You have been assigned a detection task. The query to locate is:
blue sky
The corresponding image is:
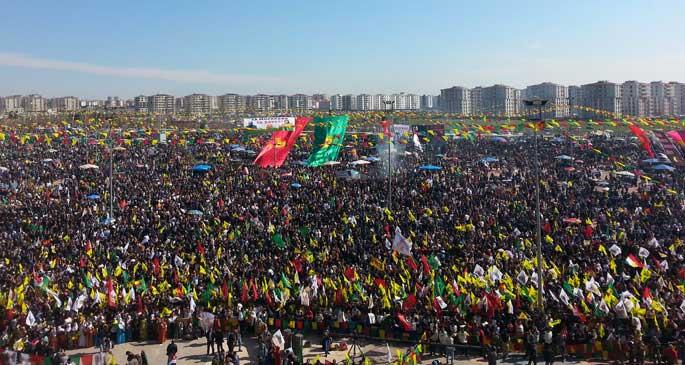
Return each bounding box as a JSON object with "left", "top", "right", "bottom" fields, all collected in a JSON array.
[{"left": 2, "top": 0, "right": 684, "bottom": 98}]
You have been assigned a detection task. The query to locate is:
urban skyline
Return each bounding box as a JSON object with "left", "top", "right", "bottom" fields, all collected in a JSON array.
[{"left": 3, "top": 78, "right": 685, "bottom": 119}]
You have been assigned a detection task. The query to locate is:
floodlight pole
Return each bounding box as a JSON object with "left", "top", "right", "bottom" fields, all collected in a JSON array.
[
  {"left": 524, "top": 98, "right": 548, "bottom": 312},
  {"left": 383, "top": 100, "right": 395, "bottom": 210}
]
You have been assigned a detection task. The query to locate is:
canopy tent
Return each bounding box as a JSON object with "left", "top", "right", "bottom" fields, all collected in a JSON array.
[{"left": 349, "top": 160, "right": 371, "bottom": 166}]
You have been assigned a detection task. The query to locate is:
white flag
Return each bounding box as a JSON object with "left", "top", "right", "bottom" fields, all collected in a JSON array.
[
  {"left": 473, "top": 264, "right": 485, "bottom": 277},
  {"left": 189, "top": 296, "right": 196, "bottom": 314},
  {"left": 392, "top": 228, "right": 413, "bottom": 256},
  {"left": 413, "top": 133, "right": 423, "bottom": 152},
  {"left": 435, "top": 296, "right": 448, "bottom": 309},
  {"left": 26, "top": 311, "right": 36, "bottom": 326},
  {"left": 517, "top": 270, "right": 528, "bottom": 285},
  {"left": 638, "top": 247, "right": 650, "bottom": 258},
  {"left": 559, "top": 288, "right": 570, "bottom": 306},
  {"left": 272, "top": 330, "right": 285, "bottom": 350},
  {"left": 608, "top": 244, "right": 621, "bottom": 257}
]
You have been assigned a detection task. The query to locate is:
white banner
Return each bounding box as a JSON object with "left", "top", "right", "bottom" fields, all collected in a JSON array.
[
  {"left": 243, "top": 117, "right": 295, "bottom": 129},
  {"left": 392, "top": 124, "right": 411, "bottom": 139}
]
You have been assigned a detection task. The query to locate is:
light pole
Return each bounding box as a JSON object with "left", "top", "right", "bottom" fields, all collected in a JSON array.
[
  {"left": 383, "top": 100, "right": 395, "bottom": 210},
  {"left": 523, "top": 98, "right": 548, "bottom": 312}
]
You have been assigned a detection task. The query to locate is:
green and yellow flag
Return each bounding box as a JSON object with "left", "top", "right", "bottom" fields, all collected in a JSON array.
[{"left": 307, "top": 115, "right": 349, "bottom": 167}]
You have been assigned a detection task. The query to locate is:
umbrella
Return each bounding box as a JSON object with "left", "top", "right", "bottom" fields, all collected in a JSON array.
[
  {"left": 290, "top": 183, "right": 302, "bottom": 189},
  {"left": 613, "top": 171, "right": 635, "bottom": 177},
  {"left": 364, "top": 156, "right": 381, "bottom": 162},
  {"left": 491, "top": 136, "right": 507, "bottom": 143},
  {"left": 293, "top": 160, "right": 308, "bottom": 166},
  {"left": 419, "top": 165, "right": 442, "bottom": 171},
  {"left": 48, "top": 149, "right": 58, "bottom": 153},
  {"left": 192, "top": 164, "right": 212, "bottom": 172},
  {"left": 231, "top": 146, "right": 246, "bottom": 152},
  {"left": 113, "top": 146, "right": 127, "bottom": 151},
  {"left": 551, "top": 137, "right": 565, "bottom": 143},
  {"left": 86, "top": 194, "right": 100, "bottom": 200},
  {"left": 554, "top": 155, "right": 574, "bottom": 161},
  {"left": 653, "top": 164, "right": 675, "bottom": 172},
  {"left": 244, "top": 150, "right": 256, "bottom": 155},
  {"left": 187, "top": 210, "right": 204, "bottom": 216},
  {"left": 480, "top": 157, "right": 499, "bottom": 163},
  {"left": 79, "top": 164, "right": 99, "bottom": 170},
  {"left": 564, "top": 166, "right": 575, "bottom": 172},
  {"left": 563, "top": 218, "right": 582, "bottom": 224},
  {"left": 42, "top": 158, "right": 54, "bottom": 163},
  {"left": 641, "top": 158, "right": 665, "bottom": 165},
  {"left": 349, "top": 160, "right": 371, "bottom": 165},
  {"left": 322, "top": 161, "right": 341, "bottom": 166}
]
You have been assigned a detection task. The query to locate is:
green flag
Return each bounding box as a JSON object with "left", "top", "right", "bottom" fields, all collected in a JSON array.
[
  {"left": 433, "top": 276, "right": 446, "bottom": 297},
  {"left": 280, "top": 273, "right": 292, "bottom": 289},
  {"left": 272, "top": 233, "right": 286, "bottom": 249},
  {"left": 307, "top": 115, "right": 349, "bottom": 167}
]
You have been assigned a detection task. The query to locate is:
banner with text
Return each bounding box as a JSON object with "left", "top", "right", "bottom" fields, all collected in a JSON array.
[{"left": 243, "top": 117, "right": 295, "bottom": 129}]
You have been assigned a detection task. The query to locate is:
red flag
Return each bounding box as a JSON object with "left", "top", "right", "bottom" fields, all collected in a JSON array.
[
  {"left": 403, "top": 293, "right": 417, "bottom": 311},
  {"left": 405, "top": 257, "right": 418, "bottom": 272},
  {"left": 629, "top": 124, "right": 654, "bottom": 157},
  {"left": 250, "top": 279, "right": 259, "bottom": 301},
  {"left": 420, "top": 255, "right": 431, "bottom": 276},
  {"left": 241, "top": 281, "right": 249, "bottom": 303},
  {"left": 380, "top": 120, "right": 393, "bottom": 139},
  {"left": 253, "top": 130, "right": 293, "bottom": 168},
  {"left": 397, "top": 313, "right": 414, "bottom": 331},
  {"left": 344, "top": 267, "right": 356, "bottom": 281},
  {"left": 221, "top": 281, "right": 229, "bottom": 299},
  {"left": 291, "top": 258, "right": 303, "bottom": 273},
  {"left": 196, "top": 241, "right": 205, "bottom": 255},
  {"left": 374, "top": 278, "right": 387, "bottom": 289},
  {"left": 254, "top": 117, "right": 310, "bottom": 168}
]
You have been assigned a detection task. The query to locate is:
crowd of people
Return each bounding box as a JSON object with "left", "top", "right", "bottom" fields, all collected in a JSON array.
[{"left": 0, "top": 120, "right": 684, "bottom": 365}]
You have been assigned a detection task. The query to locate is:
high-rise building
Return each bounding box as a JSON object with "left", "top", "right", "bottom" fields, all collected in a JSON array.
[
  {"left": 246, "top": 94, "right": 274, "bottom": 112},
  {"left": 218, "top": 94, "right": 246, "bottom": 113},
  {"left": 372, "top": 94, "right": 391, "bottom": 111},
  {"left": 568, "top": 86, "right": 582, "bottom": 116},
  {"left": 49, "top": 96, "right": 79, "bottom": 112},
  {"left": 480, "top": 85, "right": 520, "bottom": 116},
  {"left": 355, "top": 94, "right": 372, "bottom": 111},
  {"left": 147, "top": 94, "right": 175, "bottom": 114},
  {"left": 209, "top": 96, "right": 219, "bottom": 111},
  {"left": 420, "top": 95, "right": 440, "bottom": 110},
  {"left": 650, "top": 81, "right": 680, "bottom": 116},
  {"left": 440, "top": 87, "right": 471, "bottom": 114},
  {"left": 330, "top": 94, "right": 343, "bottom": 111},
  {"left": 524, "top": 82, "right": 569, "bottom": 118},
  {"left": 183, "top": 94, "right": 211, "bottom": 114},
  {"left": 342, "top": 94, "right": 356, "bottom": 111},
  {"left": 134, "top": 95, "right": 148, "bottom": 112},
  {"left": 288, "top": 94, "right": 312, "bottom": 110},
  {"left": 22, "top": 94, "right": 47, "bottom": 112},
  {"left": 106, "top": 96, "right": 125, "bottom": 109},
  {"left": 0, "top": 95, "right": 23, "bottom": 113},
  {"left": 620, "top": 81, "right": 651, "bottom": 117},
  {"left": 274, "top": 95, "right": 289, "bottom": 110},
  {"left": 470, "top": 87, "right": 483, "bottom": 115},
  {"left": 580, "top": 81, "right": 621, "bottom": 118}
]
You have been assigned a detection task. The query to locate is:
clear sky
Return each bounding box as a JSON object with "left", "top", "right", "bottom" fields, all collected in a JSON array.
[{"left": 2, "top": 0, "right": 684, "bottom": 98}]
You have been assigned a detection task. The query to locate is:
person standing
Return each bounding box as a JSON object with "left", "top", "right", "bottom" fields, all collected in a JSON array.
[
  {"left": 206, "top": 329, "right": 215, "bottom": 355},
  {"left": 526, "top": 327, "right": 539, "bottom": 365},
  {"left": 166, "top": 340, "right": 178, "bottom": 365},
  {"left": 214, "top": 329, "right": 225, "bottom": 354}
]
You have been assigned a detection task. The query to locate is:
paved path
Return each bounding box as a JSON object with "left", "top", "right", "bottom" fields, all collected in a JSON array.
[{"left": 66, "top": 335, "right": 596, "bottom": 365}]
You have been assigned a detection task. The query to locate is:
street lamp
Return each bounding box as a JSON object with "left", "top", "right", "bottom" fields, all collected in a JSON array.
[
  {"left": 523, "top": 98, "right": 548, "bottom": 312},
  {"left": 383, "top": 100, "right": 395, "bottom": 210}
]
